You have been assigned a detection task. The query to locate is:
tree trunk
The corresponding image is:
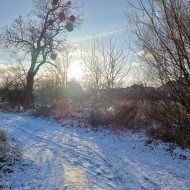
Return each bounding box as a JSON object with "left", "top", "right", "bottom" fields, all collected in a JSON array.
[{"left": 26, "top": 70, "right": 35, "bottom": 106}]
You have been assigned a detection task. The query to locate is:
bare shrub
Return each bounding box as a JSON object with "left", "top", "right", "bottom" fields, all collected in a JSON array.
[
  {"left": 0, "top": 131, "right": 21, "bottom": 173},
  {"left": 0, "top": 132, "right": 6, "bottom": 143},
  {"left": 32, "top": 106, "right": 52, "bottom": 117},
  {"left": 113, "top": 102, "right": 137, "bottom": 128},
  {"left": 0, "top": 63, "right": 27, "bottom": 111},
  {"left": 111, "top": 100, "right": 152, "bottom": 131},
  {"left": 146, "top": 99, "right": 190, "bottom": 147},
  {"left": 88, "top": 108, "right": 104, "bottom": 127}
]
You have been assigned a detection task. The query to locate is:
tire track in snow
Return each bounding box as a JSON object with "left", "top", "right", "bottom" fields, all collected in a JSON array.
[
  {"left": 1, "top": 113, "right": 190, "bottom": 190},
  {"left": 2, "top": 118, "right": 117, "bottom": 190}
]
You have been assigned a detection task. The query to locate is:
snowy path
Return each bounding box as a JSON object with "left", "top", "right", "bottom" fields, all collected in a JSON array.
[{"left": 0, "top": 112, "right": 190, "bottom": 190}]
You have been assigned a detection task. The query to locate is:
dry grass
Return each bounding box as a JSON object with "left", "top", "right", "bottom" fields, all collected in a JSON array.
[{"left": 0, "top": 131, "right": 21, "bottom": 171}]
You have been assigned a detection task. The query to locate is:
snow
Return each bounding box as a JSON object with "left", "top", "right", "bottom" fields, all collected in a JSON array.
[{"left": 0, "top": 112, "right": 190, "bottom": 190}]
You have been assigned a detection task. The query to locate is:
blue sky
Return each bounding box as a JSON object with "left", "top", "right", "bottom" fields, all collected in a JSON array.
[
  {"left": 0, "top": 0, "right": 128, "bottom": 63},
  {"left": 69, "top": 0, "right": 127, "bottom": 41},
  {"left": 0, "top": 0, "right": 32, "bottom": 26},
  {"left": 0, "top": 0, "right": 126, "bottom": 29}
]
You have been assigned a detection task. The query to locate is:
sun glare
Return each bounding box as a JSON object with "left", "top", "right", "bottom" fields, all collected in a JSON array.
[{"left": 68, "top": 60, "right": 84, "bottom": 80}]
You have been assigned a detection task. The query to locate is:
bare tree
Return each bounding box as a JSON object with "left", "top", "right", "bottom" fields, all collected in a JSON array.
[
  {"left": 98, "top": 37, "right": 130, "bottom": 89},
  {"left": 81, "top": 39, "right": 103, "bottom": 92},
  {"left": 50, "top": 44, "right": 74, "bottom": 88},
  {"left": 129, "top": 0, "right": 190, "bottom": 111},
  {"left": 81, "top": 36, "right": 130, "bottom": 91},
  {"left": 128, "top": 0, "right": 190, "bottom": 145},
  {"left": 0, "top": 0, "right": 79, "bottom": 105}
]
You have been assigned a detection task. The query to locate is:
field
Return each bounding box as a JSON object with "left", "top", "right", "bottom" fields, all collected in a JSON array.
[{"left": 0, "top": 112, "right": 190, "bottom": 190}]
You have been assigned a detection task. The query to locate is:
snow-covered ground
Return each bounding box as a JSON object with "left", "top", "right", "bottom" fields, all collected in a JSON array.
[{"left": 0, "top": 112, "right": 190, "bottom": 190}]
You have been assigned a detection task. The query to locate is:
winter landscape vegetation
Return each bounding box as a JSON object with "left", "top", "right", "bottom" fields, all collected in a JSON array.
[{"left": 0, "top": 0, "right": 190, "bottom": 189}]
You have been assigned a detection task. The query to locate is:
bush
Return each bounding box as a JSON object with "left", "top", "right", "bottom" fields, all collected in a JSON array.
[
  {"left": 113, "top": 102, "right": 137, "bottom": 128},
  {"left": 32, "top": 106, "right": 52, "bottom": 117},
  {"left": 146, "top": 100, "right": 190, "bottom": 147},
  {"left": 0, "top": 131, "right": 21, "bottom": 173},
  {"left": 0, "top": 132, "right": 6, "bottom": 142},
  {"left": 88, "top": 108, "right": 106, "bottom": 127},
  {"left": 110, "top": 100, "right": 152, "bottom": 131},
  {"left": 0, "top": 87, "right": 27, "bottom": 112}
]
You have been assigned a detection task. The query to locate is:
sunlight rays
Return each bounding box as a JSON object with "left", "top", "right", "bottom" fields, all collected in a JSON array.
[{"left": 68, "top": 60, "right": 84, "bottom": 80}]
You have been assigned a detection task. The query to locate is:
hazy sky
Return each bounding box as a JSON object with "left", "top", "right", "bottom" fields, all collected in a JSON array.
[{"left": 0, "top": 0, "right": 128, "bottom": 63}]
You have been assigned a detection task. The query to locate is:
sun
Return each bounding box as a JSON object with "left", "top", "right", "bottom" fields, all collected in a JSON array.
[{"left": 68, "top": 60, "right": 84, "bottom": 80}]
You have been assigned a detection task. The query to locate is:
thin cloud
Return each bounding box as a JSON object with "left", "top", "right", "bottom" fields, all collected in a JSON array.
[{"left": 71, "top": 24, "right": 126, "bottom": 43}]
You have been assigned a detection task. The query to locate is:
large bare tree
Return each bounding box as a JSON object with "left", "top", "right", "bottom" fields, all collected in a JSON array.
[
  {"left": 128, "top": 0, "right": 190, "bottom": 145},
  {"left": 129, "top": 0, "right": 190, "bottom": 111},
  {"left": 0, "top": 0, "right": 79, "bottom": 105}
]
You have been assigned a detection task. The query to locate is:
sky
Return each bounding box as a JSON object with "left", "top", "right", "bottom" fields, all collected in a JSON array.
[
  {"left": 0, "top": 0, "right": 127, "bottom": 30},
  {"left": 0, "top": 0, "right": 138, "bottom": 82},
  {"left": 69, "top": 0, "right": 128, "bottom": 42},
  {"left": 0, "top": 0, "right": 128, "bottom": 61}
]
